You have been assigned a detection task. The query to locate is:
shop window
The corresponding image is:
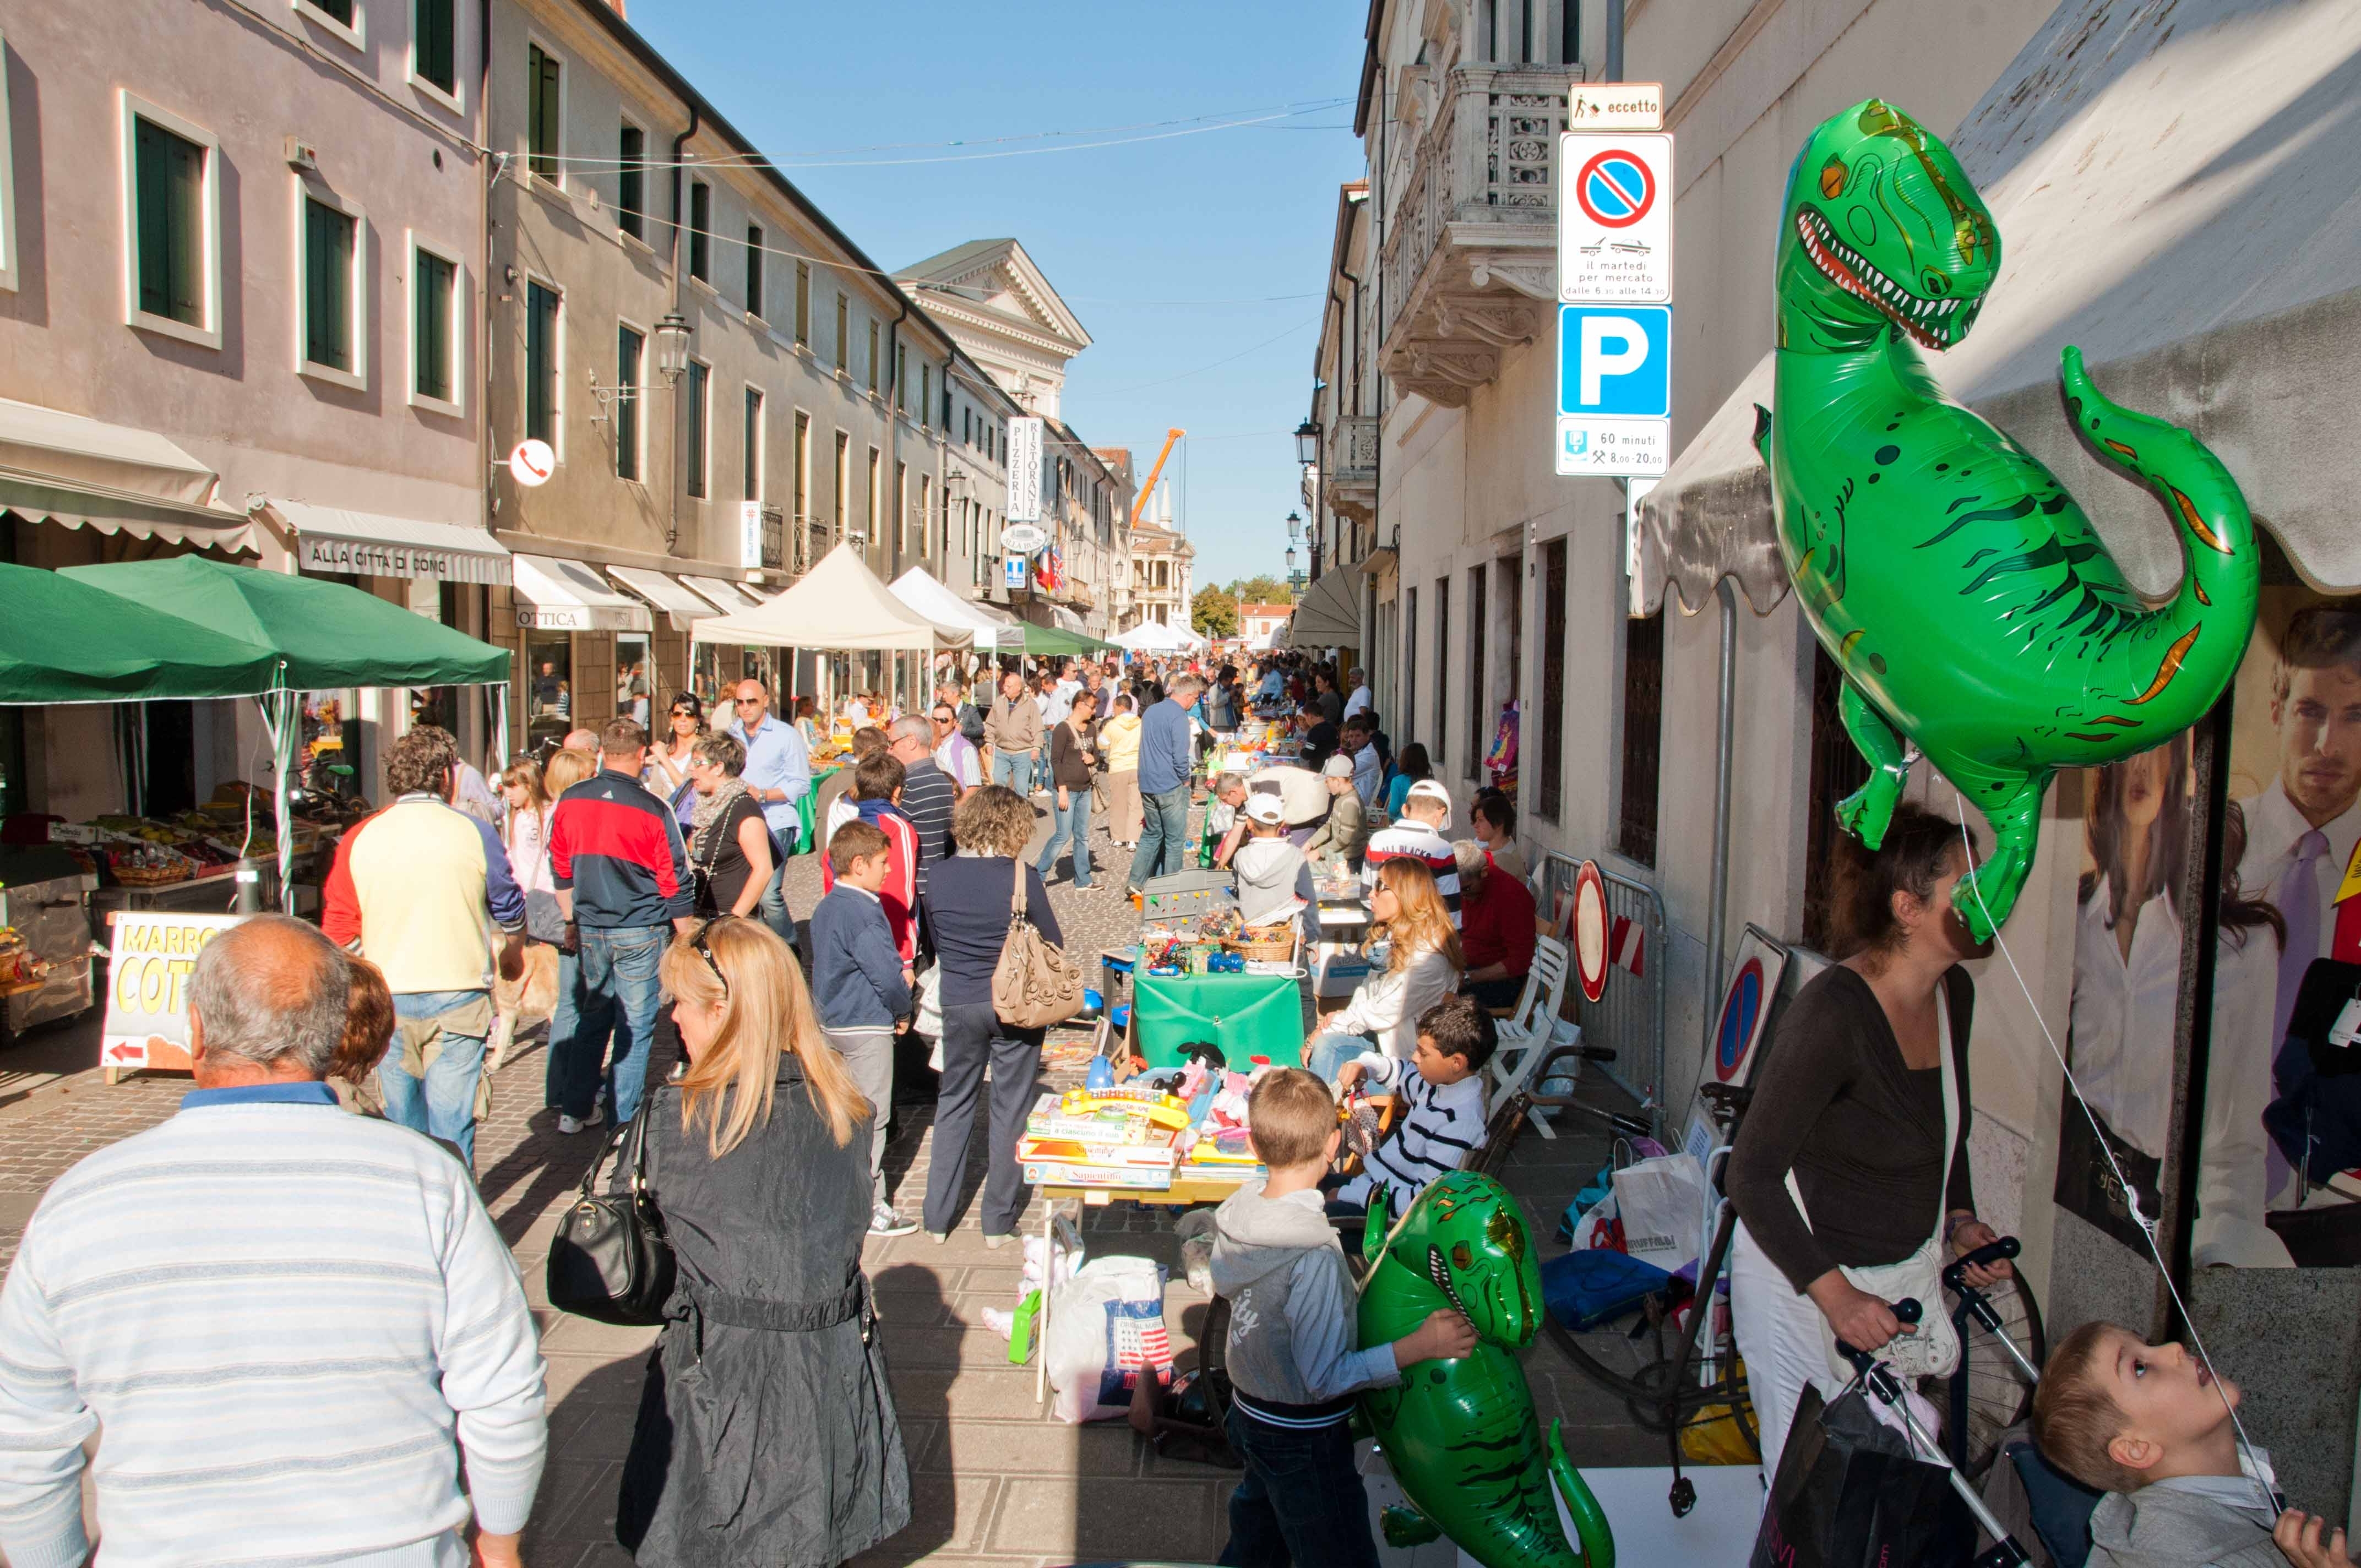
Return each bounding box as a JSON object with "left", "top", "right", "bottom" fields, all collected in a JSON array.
[
  {"left": 688, "top": 181, "right": 710, "bottom": 282},
  {"left": 614, "top": 324, "right": 643, "bottom": 480},
  {"left": 1466, "top": 564, "right": 1488, "bottom": 779},
  {"left": 1539, "top": 538, "right": 1566, "bottom": 820},
  {"left": 301, "top": 193, "right": 361, "bottom": 381},
  {"left": 617, "top": 123, "right": 645, "bottom": 241},
  {"left": 744, "top": 225, "right": 763, "bottom": 319},
  {"left": 409, "top": 239, "right": 459, "bottom": 412},
  {"left": 1802, "top": 644, "right": 1873, "bottom": 952},
  {"left": 525, "top": 44, "right": 562, "bottom": 182},
  {"left": 614, "top": 635, "right": 652, "bottom": 728},
  {"left": 412, "top": 0, "right": 458, "bottom": 99},
  {"left": 524, "top": 280, "right": 559, "bottom": 448},
  {"left": 1617, "top": 612, "right": 1664, "bottom": 866},
  {"left": 685, "top": 360, "right": 709, "bottom": 498},
  {"left": 525, "top": 635, "right": 573, "bottom": 749}
]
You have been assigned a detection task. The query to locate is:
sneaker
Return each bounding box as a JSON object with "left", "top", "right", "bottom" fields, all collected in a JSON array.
[
  {"left": 927, "top": 1231, "right": 951, "bottom": 1246},
  {"left": 556, "top": 1114, "right": 585, "bottom": 1135},
  {"left": 585, "top": 1104, "right": 607, "bottom": 1129},
  {"left": 983, "top": 1232, "right": 1015, "bottom": 1250},
  {"left": 870, "top": 1204, "right": 919, "bottom": 1238}
]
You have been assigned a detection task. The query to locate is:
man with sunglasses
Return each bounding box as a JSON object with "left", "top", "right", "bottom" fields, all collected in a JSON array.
[
  {"left": 723, "top": 678, "right": 809, "bottom": 946},
  {"left": 931, "top": 703, "right": 980, "bottom": 795}
]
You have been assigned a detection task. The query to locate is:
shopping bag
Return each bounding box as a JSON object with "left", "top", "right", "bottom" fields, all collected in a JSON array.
[
  {"left": 1046, "top": 1255, "right": 1173, "bottom": 1424},
  {"left": 1751, "top": 1385, "right": 1970, "bottom": 1568},
  {"left": 1612, "top": 1152, "right": 1706, "bottom": 1276}
]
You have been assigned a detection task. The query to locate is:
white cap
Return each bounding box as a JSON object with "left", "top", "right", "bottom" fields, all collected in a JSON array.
[
  {"left": 1405, "top": 778, "right": 1452, "bottom": 829},
  {"left": 1321, "top": 754, "right": 1356, "bottom": 779},
  {"left": 1244, "top": 794, "right": 1286, "bottom": 826}
]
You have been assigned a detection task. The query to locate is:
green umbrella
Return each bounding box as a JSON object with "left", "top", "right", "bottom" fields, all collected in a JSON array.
[
  {"left": 0, "top": 561, "right": 282, "bottom": 704},
  {"left": 61, "top": 556, "right": 512, "bottom": 689}
]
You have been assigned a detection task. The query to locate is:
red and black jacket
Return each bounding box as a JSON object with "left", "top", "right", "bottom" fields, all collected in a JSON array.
[{"left": 548, "top": 770, "right": 694, "bottom": 929}]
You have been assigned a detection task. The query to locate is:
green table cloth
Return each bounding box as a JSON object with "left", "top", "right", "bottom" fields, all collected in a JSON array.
[
  {"left": 793, "top": 764, "right": 842, "bottom": 855},
  {"left": 1129, "top": 971, "right": 1305, "bottom": 1070}
]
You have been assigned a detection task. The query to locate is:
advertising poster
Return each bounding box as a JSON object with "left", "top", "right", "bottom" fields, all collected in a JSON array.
[{"left": 100, "top": 912, "right": 246, "bottom": 1074}]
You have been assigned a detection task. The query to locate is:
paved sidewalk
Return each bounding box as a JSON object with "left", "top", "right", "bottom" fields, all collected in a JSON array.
[{"left": 0, "top": 797, "right": 1667, "bottom": 1567}]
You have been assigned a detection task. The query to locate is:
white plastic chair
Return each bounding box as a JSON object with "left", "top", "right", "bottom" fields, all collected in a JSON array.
[{"left": 1486, "top": 935, "right": 1571, "bottom": 1134}]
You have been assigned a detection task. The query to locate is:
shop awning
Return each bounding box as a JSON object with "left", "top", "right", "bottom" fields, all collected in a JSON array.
[
  {"left": 0, "top": 396, "right": 259, "bottom": 552},
  {"left": 692, "top": 543, "right": 969, "bottom": 651},
  {"left": 62, "top": 557, "right": 513, "bottom": 689},
  {"left": 512, "top": 554, "right": 652, "bottom": 633},
  {"left": 1286, "top": 569, "right": 1361, "bottom": 648},
  {"left": 0, "top": 561, "right": 281, "bottom": 704},
  {"left": 608, "top": 565, "right": 721, "bottom": 632},
  {"left": 1634, "top": 0, "right": 2361, "bottom": 613},
  {"left": 680, "top": 575, "right": 767, "bottom": 613},
  {"left": 265, "top": 499, "right": 512, "bottom": 585}
]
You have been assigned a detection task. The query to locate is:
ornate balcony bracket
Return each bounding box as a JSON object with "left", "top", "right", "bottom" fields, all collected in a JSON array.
[{"left": 1328, "top": 416, "right": 1379, "bottom": 523}]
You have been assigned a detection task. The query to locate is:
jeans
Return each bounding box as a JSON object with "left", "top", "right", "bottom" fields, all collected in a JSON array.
[
  {"left": 1129, "top": 784, "right": 1191, "bottom": 889},
  {"left": 825, "top": 1026, "right": 896, "bottom": 1204},
  {"left": 992, "top": 749, "right": 1035, "bottom": 795},
  {"left": 379, "top": 990, "right": 492, "bottom": 1166},
  {"left": 754, "top": 859, "right": 797, "bottom": 950},
  {"left": 548, "top": 924, "right": 668, "bottom": 1125},
  {"left": 923, "top": 1001, "right": 1045, "bottom": 1236},
  {"left": 1218, "top": 1406, "right": 1381, "bottom": 1568},
  {"left": 1305, "top": 1031, "right": 1377, "bottom": 1085},
  {"left": 1037, "top": 788, "right": 1094, "bottom": 889}
]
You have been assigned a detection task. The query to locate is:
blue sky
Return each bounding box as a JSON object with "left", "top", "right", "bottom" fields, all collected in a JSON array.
[{"left": 629, "top": 1, "right": 1369, "bottom": 591}]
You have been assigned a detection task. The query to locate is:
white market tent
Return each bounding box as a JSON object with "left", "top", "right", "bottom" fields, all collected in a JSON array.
[
  {"left": 693, "top": 543, "right": 971, "bottom": 651},
  {"left": 1113, "top": 619, "right": 1196, "bottom": 654},
  {"left": 889, "top": 566, "right": 1018, "bottom": 651}
]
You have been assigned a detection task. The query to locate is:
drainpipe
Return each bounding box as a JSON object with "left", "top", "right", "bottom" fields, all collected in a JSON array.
[
  {"left": 1703, "top": 576, "right": 1737, "bottom": 1041},
  {"left": 663, "top": 106, "right": 699, "bottom": 556}
]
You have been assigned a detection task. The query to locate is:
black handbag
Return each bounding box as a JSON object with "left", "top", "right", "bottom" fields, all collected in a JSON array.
[
  {"left": 1752, "top": 1384, "right": 1970, "bottom": 1568},
  {"left": 547, "top": 1112, "right": 676, "bottom": 1326}
]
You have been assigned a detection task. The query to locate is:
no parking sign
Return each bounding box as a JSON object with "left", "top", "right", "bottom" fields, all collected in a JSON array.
[{"left": 1559, "top": 132, "right": 1673, "bottom": 304}]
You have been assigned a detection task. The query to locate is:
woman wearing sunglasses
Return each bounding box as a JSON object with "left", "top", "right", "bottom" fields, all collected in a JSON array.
[
  {"left": 644, "top": 693, "right": 705, "bottom": 827},
  {"left": 615, "top": 917, "right": 910, "bottom": 1564}
]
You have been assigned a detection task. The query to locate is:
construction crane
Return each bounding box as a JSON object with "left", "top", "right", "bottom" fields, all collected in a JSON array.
[{"left": 1131, "top": 428, "right": 1185, "bottom": 527}]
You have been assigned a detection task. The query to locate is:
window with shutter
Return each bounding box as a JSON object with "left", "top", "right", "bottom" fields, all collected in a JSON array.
[
  {"left": 524, "top": 281, "right": 559, "bottom": 445},
  {"left": 413, "top": 0, "right": 458, "bottom": 94},
  {"left": 686, "top": 361, "right": 710, "bottom": 497},
  {"left": 133, "top": 117, "right": 206, "bottom": 326},
  {"left": 526, "top": 46, "right": 561, "bottom": 180},
  {"left": 688, "top": 183, "right": 710, "bottom": 281},
  {"left": 745, "top": 225, "right": 763, "bottom": 317},
  {"left": 413, "top": 248, "right": 455, "bottom": 404},
  {"left": 617, "top": 124, "right": 645, "bottom": 239},
  {"left": 302, "top": 197, "right": 356, "bottom": 373},
  {"left": 615, "top": 326, "right": 643, "bottom": 480}
]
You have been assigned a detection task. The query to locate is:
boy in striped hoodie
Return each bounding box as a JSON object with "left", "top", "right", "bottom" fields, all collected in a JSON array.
[{"left": 1328, "top": 995, "right": 1496, "bottom": 1212}]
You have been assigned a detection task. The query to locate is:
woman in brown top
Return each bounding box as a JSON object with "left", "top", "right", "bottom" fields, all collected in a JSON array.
[
  {"left": 1035, "top": 689, "right": 1100, "bottom": 890},
  {"left": 1724, "top": 803, "right": 2015, "bottom": 1471}
]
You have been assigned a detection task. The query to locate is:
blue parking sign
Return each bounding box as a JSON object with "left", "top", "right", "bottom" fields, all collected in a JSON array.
[{"left": 1558, "top": 306, "right": 1671, "bottom": 417}]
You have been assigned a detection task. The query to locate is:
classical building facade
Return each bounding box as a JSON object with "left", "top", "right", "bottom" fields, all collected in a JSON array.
[
  {"left": 0, "top": 0, "right": 498, "bottom": 814},
  {"left": 1129, "top": 493, "right": 1194, "bottom": 635}
]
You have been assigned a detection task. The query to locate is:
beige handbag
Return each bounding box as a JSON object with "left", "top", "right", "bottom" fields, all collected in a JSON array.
[{"left": 991, "top": 861, "right": 1086, "bottom": 1030}]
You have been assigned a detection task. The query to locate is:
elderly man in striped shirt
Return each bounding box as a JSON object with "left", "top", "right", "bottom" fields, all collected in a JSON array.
[{"left": 0, "top": 916, "right": 546, "bottom": 1567}]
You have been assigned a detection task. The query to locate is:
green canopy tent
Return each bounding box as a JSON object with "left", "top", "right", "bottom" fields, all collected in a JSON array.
[
  {"left": 0, "top": 562, "right": 284, "bottom": 704},
  {"left": 1012, "top": 623, "right": 1117, "bottom": 657},
  {"left": 60, "top": 557, "right": 514, "bottom": 910}
]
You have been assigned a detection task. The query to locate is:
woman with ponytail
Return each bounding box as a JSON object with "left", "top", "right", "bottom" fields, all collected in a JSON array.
[{"left": 614, "top": 916, "right": 910, "bottom": 1565}]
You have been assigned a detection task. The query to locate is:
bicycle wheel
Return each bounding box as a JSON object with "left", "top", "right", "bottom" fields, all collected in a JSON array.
[{"left": 1950, "top": 1276, "right": 2046, "bottom": 1479}]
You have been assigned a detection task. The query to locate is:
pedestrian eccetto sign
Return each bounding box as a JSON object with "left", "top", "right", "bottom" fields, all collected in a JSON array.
[{"left": 1558, "top": 132, "right": 1672, "bottom": 304}]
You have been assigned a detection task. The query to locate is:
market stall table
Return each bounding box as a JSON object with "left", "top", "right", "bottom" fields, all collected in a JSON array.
[{"left": 1128, "top": 969, "right": 1305, "bottom": 1070}]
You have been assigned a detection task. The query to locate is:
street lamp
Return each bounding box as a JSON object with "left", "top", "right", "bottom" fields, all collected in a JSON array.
[
  {"left": 1294, "top": 418, "right": 1321, "bottom": 466},
  {"left": 1286, "top": 510, "right": 1302, "bottom": 541},
  {"left": 652, "top": 310, "right": 693, "bottom": 382}
]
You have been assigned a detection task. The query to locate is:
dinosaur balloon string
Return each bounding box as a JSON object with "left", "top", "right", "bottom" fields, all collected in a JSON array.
[{"left": 1952, "top": 797, "right": 2273, "bottom": 1508}]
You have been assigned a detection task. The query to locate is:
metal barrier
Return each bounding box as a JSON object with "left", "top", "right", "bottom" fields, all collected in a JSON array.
[{"left": 1533, "top": 850, "right": 1667, "bottom": 1141}]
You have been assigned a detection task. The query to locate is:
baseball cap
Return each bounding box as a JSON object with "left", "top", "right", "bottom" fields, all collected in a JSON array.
[
  {"left": 1321, "top": 754, "right": 1355, "bottom": 779},
  {"left": 1406, "top": 778, "right": 1452, "bottom": 828},
  {"left": 1244, "top": 794, "right": 1286, "bottom": 826}
]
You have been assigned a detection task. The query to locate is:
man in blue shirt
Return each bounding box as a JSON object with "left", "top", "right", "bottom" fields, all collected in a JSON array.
[
  {"left": 1127, "top": 673, "right": 1203, "bottom": 894},
  {"left": 725, "top": 678, "right": 809, "bottom": 945}
]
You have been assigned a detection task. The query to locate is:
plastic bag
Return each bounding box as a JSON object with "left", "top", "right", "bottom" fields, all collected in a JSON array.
[
  {"left": 1046, "top": 1255, "right": 1172, "bottom": 1424},
  {"left": 1613, "top": 1152, "right": 1706, "bottom": 1277},
  {"left": 1567, "top": 1193, "right": 1623, "bottom": 1253}
]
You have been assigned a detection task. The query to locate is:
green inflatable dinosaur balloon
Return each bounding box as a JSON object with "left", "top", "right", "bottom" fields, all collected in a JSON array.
[
  {"left": 1357, "top": 1171, "right": 1614, "bottom": 1568},
  {"left": 1763, "top": 99, "right": 2258, "bottom": 939}
]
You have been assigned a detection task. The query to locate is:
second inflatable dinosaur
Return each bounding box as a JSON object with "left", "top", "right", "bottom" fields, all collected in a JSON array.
[{"left": 1761, "top": 99, "right": 2258, "bottom": 939}]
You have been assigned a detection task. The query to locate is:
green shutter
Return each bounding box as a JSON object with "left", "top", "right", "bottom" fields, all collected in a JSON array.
[
  {"left": 304, "top": 199, "right": 353, "bottom": 372},
  {"left": 686, "top": 362, "right": 709, "bottom": 497},
  {"left": 616, "top": 327, "right": 643, "bottom": 480},
  {"left": 689, "top": 184, "right": 709, "bottom": 281},
  {"left": 414, "top": 251, "right": 454, "bottom": 401},
  {"left": 527, "top": 46, "right": 560, "bottom": 178},
  {"left": 525, "top": 282, "right": 558, "bottom": 444},
  {"left": 743, "top": 388, "right": 761, "bottom": 499},
  {"left": 618, "top": 125, "right": 644, "bottom": 238},
  {"left": 746, "top": 227, "right": 763, "bottom": 318},
  {"left": 415, "top": 0, "right": 456, "bottom": 92},
  {"left": 134, "top": 118, "right": 205, "bottom": 327}
]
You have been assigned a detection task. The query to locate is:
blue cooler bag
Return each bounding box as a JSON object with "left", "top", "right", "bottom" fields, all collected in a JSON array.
[{"left": 1542, "top": 1249, "right": 1674, "bottom": 1332}]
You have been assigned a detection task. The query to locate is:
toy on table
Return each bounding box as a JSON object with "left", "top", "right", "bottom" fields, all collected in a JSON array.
[
  {"left": 1357, "top": 1171, "right": 1614, "bottom": 1568},
  {"left": 1059, "top": 1085, "right": 1191, "bottom": 1130}
]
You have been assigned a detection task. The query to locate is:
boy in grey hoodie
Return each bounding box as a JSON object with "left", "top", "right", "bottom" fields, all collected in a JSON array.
[
  {"left": 1209, "top": 1068, "right": 1475, "bottom": 1568},
  {"left": 2032, "top": 1321, "right": 2349, "bottom": 1568}
]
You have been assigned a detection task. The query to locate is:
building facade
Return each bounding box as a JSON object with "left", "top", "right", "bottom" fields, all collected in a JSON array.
[
  {"left": 0, "top": 0, "right": 498, "bottom": 815},
  {"left": 1129, "top": 493, "right": 1194, "bottom": 635}
]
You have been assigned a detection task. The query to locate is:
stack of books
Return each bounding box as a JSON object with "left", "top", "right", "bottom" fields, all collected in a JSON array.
[{"left": 1018, "top": 1093, "right": 1182, "bottom": 1190}]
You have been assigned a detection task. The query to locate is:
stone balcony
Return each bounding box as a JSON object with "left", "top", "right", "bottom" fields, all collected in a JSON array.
[
  {"left": 1326, "top": 416, "right": 1378, "bottom": 521},
  {"left": 1379, "top": 65, "right": 1575, "bottom": 407}
]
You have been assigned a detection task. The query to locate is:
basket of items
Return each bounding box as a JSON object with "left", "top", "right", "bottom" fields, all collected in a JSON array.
[{"left": 1226, "top": 927, "right": 1298, "bottom": 963}]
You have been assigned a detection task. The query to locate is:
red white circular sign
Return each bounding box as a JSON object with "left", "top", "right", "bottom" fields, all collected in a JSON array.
[
  {"left": 1575, "top": 149, "right": 1657, "bottom": 230},
  {"left": 508, "top": 438, "right": 556, "bottom": 487},
  {"left": 1573, "top": 859, "right": 1611, "bottom": 1003}
]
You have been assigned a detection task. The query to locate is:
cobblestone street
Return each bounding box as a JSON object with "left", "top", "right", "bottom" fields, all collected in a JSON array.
[{"left": 0, "top": 799, "right": 1659, "bottom": 1567}]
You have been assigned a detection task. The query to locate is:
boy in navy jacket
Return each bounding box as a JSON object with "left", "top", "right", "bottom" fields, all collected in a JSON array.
[{"left": 810, "top": 818, "right": 917, "bottom": 1237}]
